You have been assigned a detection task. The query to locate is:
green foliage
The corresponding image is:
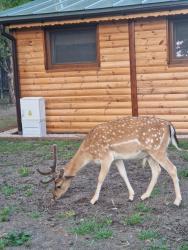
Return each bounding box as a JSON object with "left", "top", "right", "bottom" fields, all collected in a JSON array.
[
  {"left": 138, "top": 230, "right": 160, "bottom": 240},
  {"left": 146, "top": 239, "right": 169, "bottom": 250},
  {"left": 151, "top": 187, "right": 161, "bottom": 198},
  {"left": 20, "top": 184, "right": 33, "bottom": 197},
  {"left": 124, "top": 213, "right": 143, "bottom": 226},
  {"left": 29, "top": 211, "right": 41, "bottom": 219},
  {"left": 136, "top": 202, "right": 152, "bottom": 213},
  {"left": 57, "top": 210, "right": 76, "bottom": 219},
  {"left": 0, "top": 0, "right": 32, "bottom": 10},
  {"left": 0, "top": 231, "right": 31, "bottom": 249},
  {"left": 1, "top": 185, "right": 16, "bottom": 196},
  {"left": 179, "top": 242, "right": 188, "bottom": 250},
  {"left": 178, "top": 169, "right": 188, "bottom": 178},
  {"left": 0, "top": 207, "right": 12, "bottom": 222},
  {"left": 18, "top": 167, "right": 30, "bottom": 177},
  {"left": 71, "top": 217, "right": 113, "bottom": 240}
]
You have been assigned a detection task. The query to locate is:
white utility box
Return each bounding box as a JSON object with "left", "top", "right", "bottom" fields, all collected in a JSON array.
[{"left": 20, "top": 97, "right": 46, "bottom": 137}]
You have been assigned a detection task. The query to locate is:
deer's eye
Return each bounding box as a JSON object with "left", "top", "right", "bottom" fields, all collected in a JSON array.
[{"left": 56, "top": 186, "right": 61, "bottom": 189}]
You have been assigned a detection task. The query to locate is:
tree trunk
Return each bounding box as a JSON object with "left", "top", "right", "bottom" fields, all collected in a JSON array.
[{"left": 8, "top": 48, "right": 16, "bottom": 104}]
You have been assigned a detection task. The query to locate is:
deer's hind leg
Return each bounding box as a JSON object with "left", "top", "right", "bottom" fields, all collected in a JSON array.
[
  {"left": 141, "top": 157, "right": 161, "bottom": 201},
  {"left": 115, "top": 160, "right": 135, "bottom": 201},
  {"left": 151, "top": 153, "right": 182, "bottom": 206}
]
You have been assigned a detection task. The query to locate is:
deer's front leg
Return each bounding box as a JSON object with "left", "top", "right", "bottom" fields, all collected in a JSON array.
[
  {"left": 90, "top": 155, "right": 113, "bottom": 205},
  {"left": 115, "top": 160, "right": 135, "bottom": 201}
]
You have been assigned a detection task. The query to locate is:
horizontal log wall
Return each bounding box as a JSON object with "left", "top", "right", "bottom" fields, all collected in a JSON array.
[
  {"left": 15, "top": 23, "right": 131, "bottom": 133},
  {"left": 135, "top": 18, "right": 188, "bottom": 134}
]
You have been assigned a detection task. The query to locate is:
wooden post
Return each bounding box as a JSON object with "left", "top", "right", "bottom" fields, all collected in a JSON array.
[{"left": 128, "top": 20, "right": 138, "bottom": 117}]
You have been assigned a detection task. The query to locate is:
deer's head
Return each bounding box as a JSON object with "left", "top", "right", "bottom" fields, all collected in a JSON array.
[{"left": 37, "top": 144, "right": 73, "bottom": 200}]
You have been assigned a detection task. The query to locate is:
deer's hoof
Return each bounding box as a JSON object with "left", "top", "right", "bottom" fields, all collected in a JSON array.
[
  {"left": 90, "top": 198, "right": 97, "bottom": 205},
  {"left": 129, "top": 194, "right": 134, "bottom": 201},
  {"left": 141, "top": 193, "right": 149, "bottom": 201},
  {"left": 174, "top": 198, "right": 182, "bottom": 206}
]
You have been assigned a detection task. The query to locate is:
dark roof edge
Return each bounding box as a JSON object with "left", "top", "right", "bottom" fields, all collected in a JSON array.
[{"left": 1, "top": 0, "right": 188, "bottom": 25}]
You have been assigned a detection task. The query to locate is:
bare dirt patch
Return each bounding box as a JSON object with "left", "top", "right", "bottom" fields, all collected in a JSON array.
[{"left": 0, "top": 140, "right": 188, "bottom": 250}]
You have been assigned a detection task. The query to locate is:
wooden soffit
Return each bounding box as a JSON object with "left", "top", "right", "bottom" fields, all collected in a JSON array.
[{"left": 8, "top": 8, "right": 188, "bottom": 29}]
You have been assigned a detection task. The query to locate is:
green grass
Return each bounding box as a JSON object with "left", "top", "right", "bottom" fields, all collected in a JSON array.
[
  {"left": 138, "top": 230, "right": 160, "bottom": 241},
  {"left": 0, "top": 140, "right": 81, "bottom": 161},
  {"left": 146, "top": 239, "right": 169, "bottom": 250},
  {"left": 124, "top": 213, "right": 144, "bottom": 226},
  {"left": 150, "top": 187, "right": 161, "bottom": 198},
  {"left": 71, "top": 217, "right": 113, "bottom": 240},
  {"left": 178, "top": 169, "right": 188, "bottom": 178},
  {"left": 0, "top": 207, "right": 12, "bottom": 222},
  {"left": 18, "top": 167, "right": 30, "bottom": 177},
  {"left": 136, "top": 202, "right": 152, "bottom": 213},
  {"left": 1, "top": 185, "right": 16, "bottom": 197},
  {"left": 19, "top": 184, "right": 33, "bottom": 197},
  {"left": 179, "top": 242, "right": 188, "bottom": 250},
  {"left": 0, "top": 231, "right": 31, "bottom": 249},
  {"left": 29, "top": 211, "right": 41, "bottom": 219},
  {"left": 57, "top": 210, "right": 76, "bottom": 219}
]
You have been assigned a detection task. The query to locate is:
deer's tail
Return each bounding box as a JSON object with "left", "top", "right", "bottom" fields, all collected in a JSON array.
[{"left": 169, "top": 125, "right": 188, "bottom": 152}]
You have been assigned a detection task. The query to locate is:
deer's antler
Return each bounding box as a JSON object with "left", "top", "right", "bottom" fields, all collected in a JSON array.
[{"left": 37, "top": 144, "right": 57, "bottom": 183}]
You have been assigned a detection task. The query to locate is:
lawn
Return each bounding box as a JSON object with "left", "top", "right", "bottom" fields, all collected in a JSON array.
[{"left": 0, "top": 139, "right": 188, "bottom": 249}]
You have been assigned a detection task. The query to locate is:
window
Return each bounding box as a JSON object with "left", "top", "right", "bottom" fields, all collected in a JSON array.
[
  {"left": 169, "top": 18, "right": 188, "bottom": 65},
  {"left": 45, "top": 25, "right": 99, "bottom": 70}
]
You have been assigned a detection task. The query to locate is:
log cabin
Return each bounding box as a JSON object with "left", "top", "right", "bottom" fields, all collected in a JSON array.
[{"left": 0, "top": 0, "right": 188, "bottom": 135}]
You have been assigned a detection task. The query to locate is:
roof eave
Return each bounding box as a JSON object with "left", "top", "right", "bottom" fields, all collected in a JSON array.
[{"left": 1, "top": 1, "right": 188, "bottom": 25}]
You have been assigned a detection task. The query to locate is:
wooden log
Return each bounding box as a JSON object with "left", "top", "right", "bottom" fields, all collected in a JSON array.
[
  {"left": 100, "top": 33, "right": 129, "bottom": 41},
  {"left": 100, "top": 47, "right": 129, "bottom": 55},
  {"left": 21, "top": 82, "right": 131, "bottom": 91},
  {"left": 139, "top": 108, "right": 188, "bottom": 115},
  {"left": 138, "top": 94, "right": 188, "bottom": 101},
  {"left": 47, "top": 127, "right": 89, "bottom": 133},
  {"left": 20, "top": 74, "right": 130, "bottom": 83},
  {"left": 99, "top": 24, "right": 128, "bottom": 34},
  {"left": 21, "top": 88, "right": 131, "bottom": 97},
  {"left": 46, "top": 101, "right": 131, "bottom": 109},
  {"left": 45, "top": 95, "right": 132, "bottom": 103},
  {"left": 138, "top": 87, "right": 188, "bottom": 94},
  {"left": 137, "top": 66, "right": 188, "bottom": 74},
  {"left": 46, "top": 115, "right": 124, "bottom": 122},
  {"left": 138, "top": 101, "right": 188, "bottom": 108},
  {"left": 101, "top": 61, "right": 130, "bottom": 68},
  {"left": 101, "top": 54, "right": 129, "bottom": 62},
  {"left": 136, "top": 52, "right": 166, "bottom": 60},
  {"left": 135, "top": 30, "right": 166, "bottom": 39},
  {"left": 135, "top": 38, "right": 166, "bottom": 46},
  {"left": 99, "top": 40, "right": 129, "bottom": 48},
  {"left": 46, "top": 108, "right": 132, "bottom": 116},
  {"left": 137, "top": 79, "right": 188, "bottom": 88},
  {"left": 137, "top": 72, "right": 188, "bottom": 81}
]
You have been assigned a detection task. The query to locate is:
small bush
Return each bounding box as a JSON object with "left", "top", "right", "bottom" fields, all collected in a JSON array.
[
  {"left": 1, "top": 185, "right": 15, "bottom": 196},
  {"left": 136, "top": 202, "right": 152, "bottom": 213},
  {"left": 124, "top": 213, "right": 143, "bottom": 226},
  {"left": 57, "top": 210, "right": 76, "bottom": 219},
  {"left": 178, "top": 169, "right": 188, "bottom": 178},
  {"left": 138, "top": 230, "right": 160, "bottom": 240},
  {"left": 0, "top": 207, "right": 12, "bottom": 222},
  {"left": 0, "top": 231, "right": 31, "bottom": 249},
  {"left": 71, "top": 217, "right": 113, "bottom": 240},
  {"left": 18, "top": 167, "right": 30, "bottom": 177},
  {"left": 179, "top": 242, "right": 188, "bottom": 250}
]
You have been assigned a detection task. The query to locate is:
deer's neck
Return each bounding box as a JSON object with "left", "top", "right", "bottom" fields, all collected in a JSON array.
[{"left": 64, "top": 147, "right": 91, "bottom": 177}]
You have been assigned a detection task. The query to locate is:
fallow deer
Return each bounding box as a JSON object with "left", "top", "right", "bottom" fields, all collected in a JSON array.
[{"left": 38, "top": 116, "right": 185, "bottom": 206}]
